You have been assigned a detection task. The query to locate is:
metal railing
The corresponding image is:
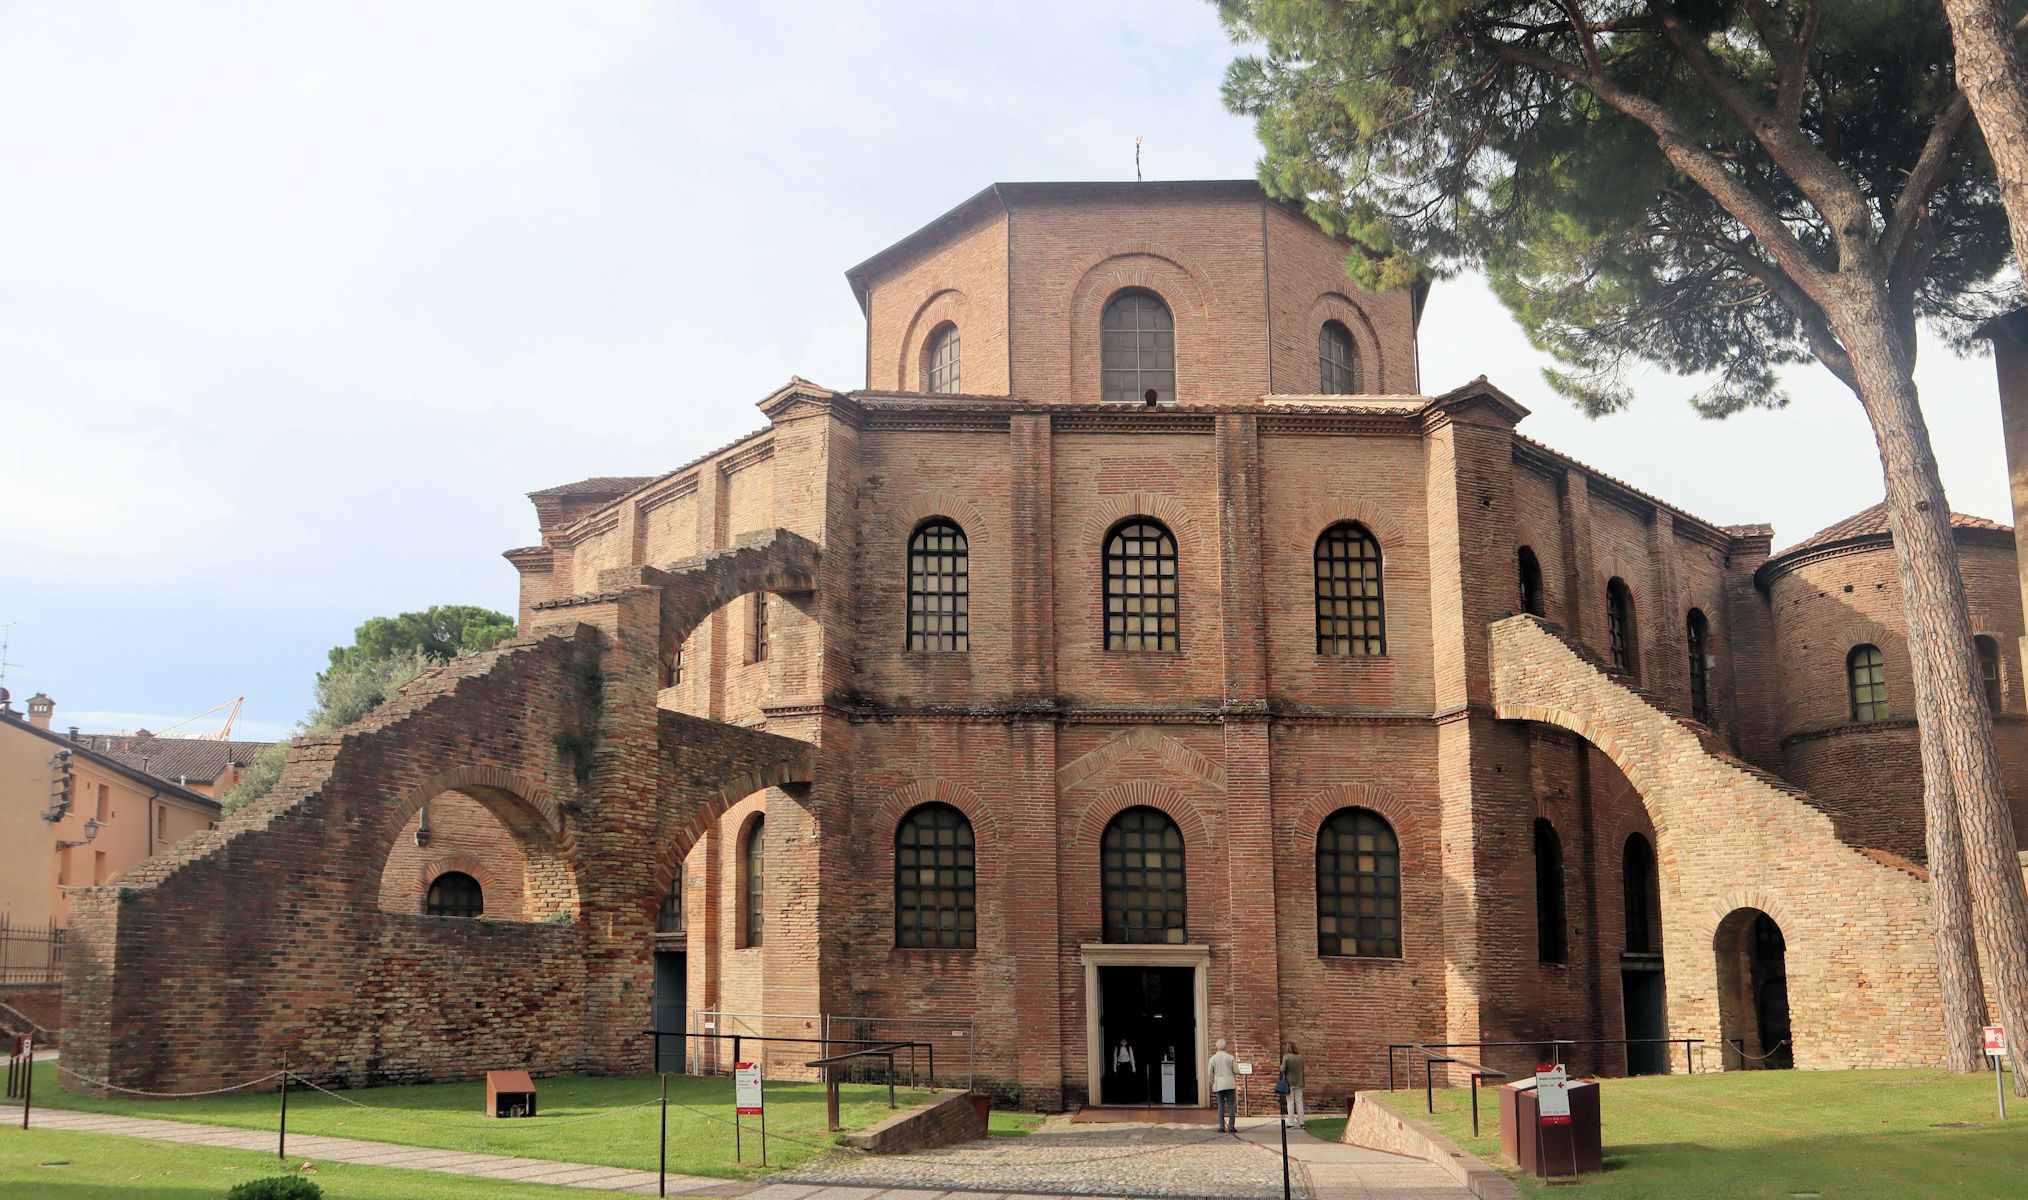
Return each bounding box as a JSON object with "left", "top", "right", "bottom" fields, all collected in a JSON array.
[
  {"left": 0, "top": 916, "right": 62, "bottom": 985},
  {"left": 824, "top": 1012, "right": 975, "bottom": 1093},
  {"left": 687, "top": 1010, "right": 824, "bottom": 1079},
  {"left": 1403, "top": 1045, "right": 1509, "bottom": 1136},
  {"left": 1386, "top": 1036, "right": 1704, "bottom": 1090}
]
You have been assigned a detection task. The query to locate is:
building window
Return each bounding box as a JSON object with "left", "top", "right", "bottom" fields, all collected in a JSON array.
[
  {"left": 1848, "top": 644, "right": 1889, "bottom": 722},
  {"left": 1518, "top": 546, "right": 1545, "bottom": 617},
  {"left": 1623, "top": 832, "right": 1658, "bottom": 954},
  {"left": 662, "top": 641, "right": 684, "bottom": 688},
  {"left": 1101, "top": 807, "right": 1186, "bottom": 944},
  {"left": 923, "top": 322, "right": 961, "bottom": 394},
  {"left": 751, "top": 593, "right": 769, "bottom": 663},
  {"left": 1977, "top": 635, "right": 2003, "bottom": 714},
  {"left": 1104, "top": 519, "right": 1179, "bottom": 651},
  {"left": 156, "top": 805, "right": 167, "bottom": 841},
  {"left": 1607, "top": 578, "right": 1637, "bottom": 676},
  {"left": 907, "top": 519, "right": 970, "bottom": 652},
  {"left": 1100, "top": 289, "right": 1175, "bottom": 402},
  {"left": 425, "top": 871, "right": 484, "bottom": 918},
  {"left": 1534, "top": 819, "right": 1566, "bottom": 964},
  {"left": 1316, "top": 807, "right": 1400, "bottom": 958},
  {"left": 895, "top": 803, "right": 976, "bottom": 949},
  {"left": 95, "top": 783, "right": 109, "bottom": 822},
  {"left": 658, "top": 866, "right": 684, "bottom": 933},
  {"left": 743, "top": 816, "right": 765, "bottom": 948},
  {"left": 1318, "top": 319, "right": 1359, "bottom": 393},
  {"left": 1686, "top": 609, "right": 1712, "bottom": 723},
  {"left": 1315, "top": 522, "right": 1385, "bottom": 656}
]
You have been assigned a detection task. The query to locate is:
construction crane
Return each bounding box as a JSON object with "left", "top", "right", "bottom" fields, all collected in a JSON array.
[{"left": 149, "top": 696, "right": 245, "bottom": 740}]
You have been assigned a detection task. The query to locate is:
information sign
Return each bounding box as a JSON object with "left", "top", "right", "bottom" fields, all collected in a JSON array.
[
  {"left": 1236, "top": 1062, "right": 1254, "bottom": 1075},
  {"left": 1984, "top": 1026, "right": 2008, "bottom": 1057},
  {"left": 734, "top": 1061, "right": 763, "bottom": 1115},
  {"left": 1535, "top": 1063, "right": 1571, "bottom": 1126}
]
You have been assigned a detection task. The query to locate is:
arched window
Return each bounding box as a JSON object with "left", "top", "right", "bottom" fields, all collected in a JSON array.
[
  {"left": 1318, "top": 320, "right": 1359, "bottom": 393},
  {"left": 907, "top": 520, "right": 969, "bottom": 652},
  {"left": 1315, "top": 522, "right": 1385, "bottom": 656},
  {"left": 1977, "top": 635, "right": 2003, "bottom": 714},
  {"left": 1848, "top": 644, "right": 1888, "bottom": 722},
  {"left": 1623, "top": 833, "right": 1658, "bottom": 954},
  {"left": 895, "top": 803, "right": 976, "bottom": 949},
  {"left": 743, "top": 816, "right": 765, "bottom": 948},
  {"left": 1104, "top": 519, "right": 1179, "bottom": 651},
  {"left": 1518, "top": 546, "right": 1545, "bottom": 617},
  {"left": 425, "top": 871, "right": 483, "bottom": 918},
  {"left": 1316, "top": 808, "right": 1401, "bottom": 958},
  {"left": 1534, "top": 819, "right": 1567, "bottom": 964},
  {"left": 923, "top": 322, "right": 960, "bottom": 394},
  {"left": 1686, "top": 609, "right": 1712, "bottom": 723},
  {"left": 1607, "top": 578, "right": 1637, "bottom": 676},
  {"left": 751, "top": 593, "right": 769, "bottom": 662},
  {"left": 1100, "top": 290, "right": 1175, "bottom": 402},
  {"left": 1101, "top": 807, "right": 1186, "bottom": 944},
  {"left": 658, "top": 866, "right": 684, "bottom": 933}
]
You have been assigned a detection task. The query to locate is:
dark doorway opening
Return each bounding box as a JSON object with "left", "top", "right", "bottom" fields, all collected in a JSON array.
[
  {"left": 1621, "top": 966, "right": 1667, "bottom": 1074},
  {"left": 1716, "top": 907, "right": 1793, "bottom": 1070},
  {"left": 652, "top": 950, "right": 686, "bottom": 1073},
  {"left": 1749, "top": 915, "right": 1793, "bottom": 1070},
  {"left": 1097, "top": 965, "right": 1197, "bottom": 1105}
]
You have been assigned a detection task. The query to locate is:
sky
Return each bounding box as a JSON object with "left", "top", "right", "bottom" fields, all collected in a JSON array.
[{"left": 0, "top": 1, "right": 2011, "bottom": 741}]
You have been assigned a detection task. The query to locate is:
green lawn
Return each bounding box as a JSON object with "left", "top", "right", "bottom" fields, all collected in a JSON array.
[
  {"left": 29, "top": 1063, "right": 933, "bottom": 1180},
  {"left": 1372, "top": 1068, "right": 2026, "bottom": 1199},
  {"left": 1303, "top": 1114, "right": 1347, "bottom": 1142},
  {"left": 988, "top": 1109, "right": 1045, "bottom": 1137},
  {"left": 1, "top": 1126, "right": 618, "bottom": 1199}
]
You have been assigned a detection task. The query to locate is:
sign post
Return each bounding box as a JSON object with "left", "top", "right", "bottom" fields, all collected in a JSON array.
[
  {"left": 18, "top": 1034, "right": 30, "bottom": 1130},
  {"left": 735, "top": 1060, "right": 765, "bottom": 1166},
  {"left": 1984, "top": 1026, "right": 2008, "bottom": 1119},
  {"left": 1534, "top": 1062, "right": 1572, "bottom": 1181}
]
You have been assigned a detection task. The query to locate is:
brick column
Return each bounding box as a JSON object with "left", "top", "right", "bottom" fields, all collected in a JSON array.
[
  {"left": 1645, "top": 510, "right": 1687, "bottom": 708},
  {"left": 1558, "top": 471, "right": 1597, "bottom": 648}
]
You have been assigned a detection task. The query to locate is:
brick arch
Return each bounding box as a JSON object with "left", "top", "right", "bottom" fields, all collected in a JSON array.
[
  {"left": 1291, "top": 502, "right": 1410, "bottom": 560},
  {"left": 871, "top": 778, "right": 1001, "bottom": 844},
  {"left": 1079, "top": 494, "right": 1208, "bottom": 552},
  {"left": 1066, "top": 249, "right": 1213, "bottom": 402},
  {"left": 866, "top": 780, "right": 998, "bottom": 948},
  {"left": 1304, "top": 292, "right": 1386, "bottom": 392},
  {"left": 1284, "top": 783, "right": 1421, "bottom": 855},
  {"left": 1489, "top": 702, "right": 1677, "bottom": 840},
  {"left": 895, "top": 287, "right": 968, "bottom": 392},
  {"left": 652, "top": 530, "right": 821, "bottom": 664},
  {"left": 1070, "top": 780, "right": 1213, "bottom": 852},
  {"left": 886, "top": 494, "right": 992, "bottom": 548},
  {"left": 406, "top": 766, "right": 562, "bottom": 836},
  {"left": 656, "top": 762, "right": 816, "bottom": 894},
  {"left": 372, "top": 769, "right": 580, "bottom": 921}
]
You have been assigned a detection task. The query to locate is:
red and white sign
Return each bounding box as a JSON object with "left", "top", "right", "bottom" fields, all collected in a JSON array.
[
  {"left": 1984, "top": 1026, "right": 2007, "bottom": 1057},
  {"left": 1535, "top": 1063, "right": 1571, "bottom": 1126},
  {"left": 18, "top": 1034, "right": 30, "bottom": 1058},
  {"left": 734, "top": 1061, "right": 764, "bottom": 1115}
]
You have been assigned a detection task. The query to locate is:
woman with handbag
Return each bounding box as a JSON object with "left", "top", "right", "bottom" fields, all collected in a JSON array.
[{"left": 1278, "top": 1042, "right": 1305, "bottom": 1129}]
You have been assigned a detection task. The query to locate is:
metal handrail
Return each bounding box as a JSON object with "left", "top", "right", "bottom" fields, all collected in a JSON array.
[{"left": 1386, "top": 1036, "right": 1704, "bottom": 1090}]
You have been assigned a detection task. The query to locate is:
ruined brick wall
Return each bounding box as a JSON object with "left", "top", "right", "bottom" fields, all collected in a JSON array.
[{"left": 377, "top": 791, "right": 531, "bottom": 919}]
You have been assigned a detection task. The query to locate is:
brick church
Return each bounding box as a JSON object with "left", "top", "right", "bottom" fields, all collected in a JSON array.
[{"left": 64, "top": 182, "right": 2028, "bottom": 1108}]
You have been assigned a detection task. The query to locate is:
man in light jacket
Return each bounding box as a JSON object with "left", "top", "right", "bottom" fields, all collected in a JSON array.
[{"left": 1208, "top": 1038, "right": 1239, "bottom": 1132}]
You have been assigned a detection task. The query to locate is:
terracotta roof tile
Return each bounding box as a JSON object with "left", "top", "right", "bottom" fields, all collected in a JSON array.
[{"left": 1782, "top": 501, "right": 2011, "bottom": 556}]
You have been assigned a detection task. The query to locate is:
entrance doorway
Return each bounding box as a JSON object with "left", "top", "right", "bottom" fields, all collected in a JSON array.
[
  {"left": 1097, "top": 965, "right": 1198, "bottom": 1105},
  {"left": 1621, "top": 967, "right": 1667, "bottom": 1074},
  {"left": 652, "top": 950, "right": 686, "bottom": 1073},
  {"left": 1715, "top": 907, "right": 1793, "bottom": 1069}
]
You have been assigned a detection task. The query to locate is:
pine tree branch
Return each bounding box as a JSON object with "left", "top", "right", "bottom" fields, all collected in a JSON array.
[{"left": 1884, "top": 94, "right": 1973, "bottom": 271}]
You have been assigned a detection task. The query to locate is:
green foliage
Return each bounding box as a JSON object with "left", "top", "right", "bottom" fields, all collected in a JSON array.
[
  {"left": 222, "top": 740, "right": 291, "bottom": 812},
  {"left": 1218, "top": 0, "right": 2018, "bottom": 415},
  {"left": 324, "top": 605, "right": 515, "bottom": 677},
  {"left": 310, "top": 647, "right": 434, "bottom": 731},
  {"left": 227, "top": 1176, "right": 324, "bottom": 1200}
]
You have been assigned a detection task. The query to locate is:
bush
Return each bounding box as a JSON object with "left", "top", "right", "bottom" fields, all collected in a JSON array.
[{"left": 226, "top": 1177, "right": 323, "bottom": 1200}]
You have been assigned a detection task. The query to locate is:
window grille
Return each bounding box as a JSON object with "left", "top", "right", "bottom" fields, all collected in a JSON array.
[
  {"left": 1104, "top": 520, "right": 1179, "bottom": 651},
  {"left": 895, "top": 803, "right": 976, "bottom": 948},
  {"left": 1315, "top": 522, "right": 1385, "bottom": 655},
  {"left": 1318, "top": 320, "right": 1359, "bottom": 393},
  {"left": 1101, "top": 807, "right": 1186, "bottom": 944},
  {"left": 1100, "top": 290, "right": 1175, "bottom": 402},
  {"left": 907, "top": 520, "right": 969, "bottom": 651},
  {"left": 924, "top": 323, "right": 960, "bottom": 394},
  {"left": 1315, "top": 808, "right": 1401, "bottom": 958},
  {"left": 1848, "top": 644, "right": 1888, "bottom": 722},
  {"left": 426, "top": 871, "right": 483, "bottom": 918}
]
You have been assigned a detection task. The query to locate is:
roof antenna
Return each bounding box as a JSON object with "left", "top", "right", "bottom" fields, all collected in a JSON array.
[
  {"left": 0, "top": 622, "right": 20, "bottom": 692},
  {"left": 1135, "top": 135, "right": 1143, "bottom": 183}
]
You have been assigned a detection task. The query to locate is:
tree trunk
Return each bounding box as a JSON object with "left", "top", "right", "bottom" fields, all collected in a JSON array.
[
  {"left": 1924, "top": 769, "right": 1993, "bottom": 1072},
  {"left": 1941, "top": 0, "right": 2028, "bottom": 289},
  {"left": 1839, "top": 296, "right": 2028, "bottom": 1094}
]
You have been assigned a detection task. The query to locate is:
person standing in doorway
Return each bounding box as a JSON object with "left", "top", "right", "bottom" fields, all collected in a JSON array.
[
  {"left": 1279, "top": 1042, "right": 1306, "bottom": 1129},
  {"left": 1208, "top": 1038, "right": 1239, "bottom": 1132}
]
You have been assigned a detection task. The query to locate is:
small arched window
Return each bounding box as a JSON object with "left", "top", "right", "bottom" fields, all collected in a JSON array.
[
  {"left": 1318, "top": 320, "right": 1359, "bottom": 394},
  {"left": 1101, "top": 807, "right": 1186, "bottom": 944},
  {"left": 743, "top": 816, "right": 765, "bottom": 948},
  {"left": 1848, "top": 644, "right": 1889, "bottom": 722},
  {"left": 1315, "top": 522, "right": 1385, "bottom": 655},
  {"left": 1686, "top": 609, "right": 1712, "bottom": 724},
  {"left": 1104, "top": 519, "right": 1179, "bottom": 651},
  {"left": 1317, "top": 808, "right": 1400, "bottom": 958},
  {"left": 1534, "top": 819, "right": 1566, "bottom": 964},
  {"left": 1518, "top": 547, "right": 1545, "bottom": 617},
  {"left": 1623, "top": 833, "right": 1658, "bottom": 954},
  {"left": 907, "top": 520, "right": 969, "bottom": 652},
  {"left": 895, "top": 803, "right": 976, "bottom": 949},
  {"left": 425, "top": 871, "right": 483, "bottom": 918},
  {"left": 1976, "top": 635, "right": 2003, "bottom": 714},
  {"left": 1100, "top": 290, "right": 1175, "bottom": 402},
  {"left": 751, "top": 593, "right": 769, "bottom": 663},
  {"left": 1607, "top": 578, "right": 1637, "bottom": 676},
  {"left": 923, "top": 322, "right": 960, "bottom": 394},
  {"left": 658, "top": 865, "right": 684, "bottom": 933}
]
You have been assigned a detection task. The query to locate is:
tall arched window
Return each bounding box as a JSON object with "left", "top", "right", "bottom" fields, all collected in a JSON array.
[
  {"left": 1318, "top": 320, "right": 1359, "bottom": 393},
  {"left": 1101, "top": 807, "right": 1186, "bottom": 944},
  {"left": 751, "top": 593, "right": 769, "bottom": 662},
  {"left": 1534, "top": 819, "right": 1567, "bottom": 964},
  {"left": 1518, "top": 546, "right": 1545, "bottom": 617},
  {"left": 1104, "top": 519, "right": 1179, "bottom": 651},
  {"left": 743, "top": 816, "right": 765, "bottom": 948},
  {"left": 895, "top": 803, "right": 976, "bottom": 949},
  {"left": 1607, "top": 578, "right": 1637, "bottom": 676},
  {"left": 1977, "top": 635, "right": 2003, "bottom": 713},
  {"left": 658, "top": 866, "right": 684, "bottom": 933},
  {"left": 1100, "top": 290, "right": 1175, "bottom": 402},
  {"left": 1316, "top": 808, "right": 1401, "bottom": 958},
  {"left": 1848, "top": 644, "right": 1888, "bottom": 722},
  {"left": 1686, "top": 609, "right": 1712, "bottom": 723},
  {"left": 1315, "top": 522, "right": 1385, "bottom": 656},
  {"left": 426, "top": 871, "right": 483, "bottom": 918},
  {"left": 1623, "top": 833, "right": 1658, "bottom": 954},
  {"left": 907, "top": 519, "right": 969, "bottom": 652},
  {"left": 923, "top": 322, "right": 960, "bottom": 394}
]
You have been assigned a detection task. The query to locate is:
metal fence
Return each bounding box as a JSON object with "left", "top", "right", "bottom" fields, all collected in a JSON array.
[
  {"left": 0, "top": 916, "right": 62, "bottom": 985},
  {"left": 824, "top": 1013, "right": 975, "bottom": 1092},
  {"left": 688, "top": 1009, "right": 825, "bottom": 1081}
]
